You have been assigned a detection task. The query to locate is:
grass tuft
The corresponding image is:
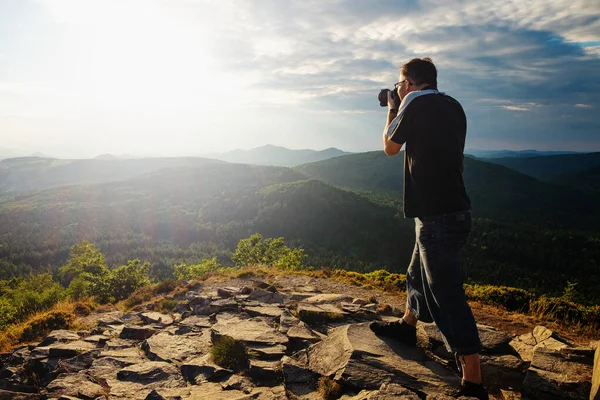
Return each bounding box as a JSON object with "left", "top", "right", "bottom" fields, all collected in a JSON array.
[{"left": 210, "top": 335, "right": 249, "bottom": 371}]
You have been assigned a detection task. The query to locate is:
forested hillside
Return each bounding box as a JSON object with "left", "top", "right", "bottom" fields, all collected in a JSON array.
[
  {"left": 1, "top": 154, "right": 599, "bottom": 304},
  {"left": 482, "top": 152, "right": 600, "bottom": 180}
]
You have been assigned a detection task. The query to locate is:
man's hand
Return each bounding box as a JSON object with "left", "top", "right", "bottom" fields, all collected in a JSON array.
[{"left": 382, "top": 91, "right": 402, "bottom": 156}]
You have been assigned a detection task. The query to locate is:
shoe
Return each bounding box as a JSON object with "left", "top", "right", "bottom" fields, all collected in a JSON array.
[
  {"left": 369, "top": 319, "right": 417, "bottom": 346},
  {"left": 453, "top": 380, "right": 489, "bottom": 400}
]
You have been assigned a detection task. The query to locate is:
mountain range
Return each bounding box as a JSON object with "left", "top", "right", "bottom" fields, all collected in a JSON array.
[{"left": 1, "top": 148, "right": 599, "bottom": 304}]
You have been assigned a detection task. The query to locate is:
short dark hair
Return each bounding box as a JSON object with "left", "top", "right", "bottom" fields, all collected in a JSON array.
[{"left": 401, "top": 58, "right": 437, "bottom": 87}]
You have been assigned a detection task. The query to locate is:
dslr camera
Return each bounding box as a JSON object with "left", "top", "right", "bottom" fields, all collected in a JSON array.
[{"left": 378, "top": 88, "right": 401, "bottom": 108}]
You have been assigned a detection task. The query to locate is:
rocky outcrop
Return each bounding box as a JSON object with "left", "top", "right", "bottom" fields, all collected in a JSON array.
[{"left": 0, "top": 281, "right": 597, "bottom": 399}]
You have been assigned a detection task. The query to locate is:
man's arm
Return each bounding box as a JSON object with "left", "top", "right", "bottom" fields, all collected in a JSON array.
[
  {"left": 383, "top": 108, "right": 402, "bottom": 156},
  {"left": 382, "top": 92, "right": 403, "bottom": 156}
]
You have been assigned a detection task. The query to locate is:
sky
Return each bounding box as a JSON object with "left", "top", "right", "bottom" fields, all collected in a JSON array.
[{"left": 0, "top": 0, "right": 599, "bottom": 158}]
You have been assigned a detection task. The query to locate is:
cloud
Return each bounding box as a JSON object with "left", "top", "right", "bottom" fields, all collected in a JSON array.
[
  {"left": 502, "top": 105, "right": 530, "bottom": 111},
  {"left": 2, "top": 0, "right": 600, "bottom": 153}
]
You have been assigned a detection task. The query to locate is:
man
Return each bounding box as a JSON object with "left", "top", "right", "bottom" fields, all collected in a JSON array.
[{"left": 370, "top": 58, "right": 488, "bottom": 400}]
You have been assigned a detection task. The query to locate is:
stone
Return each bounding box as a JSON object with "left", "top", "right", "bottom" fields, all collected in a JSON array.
[
  {"left": 510, "top": 325, "right": 570, "bottom": 362},
  {"left": 422, "top": 323, "right": 513, "bottom": 359},
  {"left": 209, "top": 298, "right": 239, "bottom": 314},
  {"left": 592, "top": 343, "right": 600, "bottom": 400},
  {"left": 247, "top": 289, "right": 284, "bottom": 304},
  {"left": 38, "top": 330, "right": 80, "bottom": 347},
  {"left": 246, "top": 344, "right": 286, "bottom": 360},
  {"left": 295, "top": 285, "right": 320, "bottom": 293},
  {"left": 141, "top": 312, "right": 174, "bottom": 326},
  {"left": 297, "top": 303, "right": 347, "bottom": 324},
  {"left": 244, "top": 305, "right": 283, "bottom": 319},
  {"left": 211, "top": 314, "right": 289, "bottom": 345},
  {"left": 181, "top": 354, "right": 231, "bottom": 384},
  {"left": 45, "top": 372, "right": 107, "bottom": 399},
  {"left": 141, "top": 331, "right": 211, "bottom": 362},
  {"left": 278, "top": 309, "right": 299, "bottom": 333},
  {"left": 249, "top": 359, "right": 282, "bottom": 385},
  {"left": 217, "top": 287, "right": 238, "bottom": 298},
  {"left": 282, "top": 351, "right": 316, "bottom": 384},
  {"left": 117, "top": 361, "right": 185, "bottom": 386},
  {"left": 286, "top": 292, "right": 315, "bottom": 301},
  {"left": 352, "top": 298, "right": 367, "bottom": 306},
  {"left": 176, "top": 315, "right": 212, "bottom": 332},
  {"left": 56, "top": 350, "right": 100, "bottom": 373},
  {"left": 480, "top": 354, "right": 527, "bottom": 391},
  {"left": 344, "top": 382, "right": 420, "bottom": 399},
  {"left": 220, "top": 374, "right": 251, "bottom": 390},
  {"left": 340, "top": 303, "right": 382, "bottom": 321},
  {"left": 120, "top": 325, "right": 157, "bottom": 340},
  {"left": 82, "top": 335, "right": 110, "bottom": 346},
  {"left": 303, "top": 293, "right": 354, "bottom": 304},
  {"left": 188, "top": 295, "right": 211, "bottom": 308},
  {"left": 47, "top": 340, "right": 97, "bottom": 358},
  {"left": 0, "top": 390, "right": 41, "bottom": 399},
  {"left": 522, "top": 346, "right": 594, "bottom": 400},
  {"left": 305, "top": 323, "right": 459, "bottom": 395},
  {"left": 175, "top": 302, "right": 191, "bottom": 314},
  {"left": 287, "top": 321, "right": 322, "bottom": 343},
  {"left": 240, "top": 286, "right": 253, "bottom": 295}
]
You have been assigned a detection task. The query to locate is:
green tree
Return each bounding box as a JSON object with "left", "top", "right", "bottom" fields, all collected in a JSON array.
[
  {"left": 108, "top": 259, "right": 151, "bottom": 302},
  {"left": 59, "top": 241, "right": 108, "bottom": 286},
  {"left": 232, "top": 234, "right": 306, "bottom": 270}
]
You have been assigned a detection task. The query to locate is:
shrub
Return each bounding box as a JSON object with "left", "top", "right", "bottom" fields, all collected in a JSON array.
[
  {"left": 154, "top": 279, "right": 180, "bottom": 294},
  {"left": 531, "top": 296, "right": 600, "bottom": 330},
  {"left": 210, "top": 336, "right": 248, "bottom": 371},
  {"left": 174, "top": 258, "right": 220, "bottom": 281},
  {"left": 156, "top": 298, "right": 177, "bottom": 313},
  {"left": 317, "top": 377, "right": 343, "bottom": 400},
  {"left": 464, "top": 284, "right": 534, "bottom": 312},
  {"left": 0, "top": 308, "right": 75, "bottom": 352},
  {"left": 121, "top": 285, "right": 155, "bottom": 309}
]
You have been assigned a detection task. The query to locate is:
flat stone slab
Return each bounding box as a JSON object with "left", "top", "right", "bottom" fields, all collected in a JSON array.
[
  {"left": 247, "top": 289, "right": 284, "bottom": 304},
  {"left": 38, "top": 330, "right": 80, "bottom": 347},
  {"left": 422, "top": 323, "right": 513, "bottom": 356},
  {"left": 305, "top": 323, "right": 459, "bottom": 394},
  {"left": 141, "top": 312, "right": 174, "bottom": 326},
  {"left": 523, "top": 347, "right": 594, "bottom": 400},
  {"left": 244, "top": 305, "right": 283, "bottom": 318},
  {"left": 119, "top": 325, "right": 157, "bottom": 340},
  {"left": 180, "top": 354, "right": 231, "bottom": 384},
  {"left": 45, "top": 372, "right": 107, "bottom": 399},
  {"left": 117, "top": 361, "right": 185, "bottom": 385},
  {"left": 303, "top": 293, "right": 354, "bottom": 304},
  {"left": 297, "top": 303, "right": 347, "bottom": 324},
  {"left": 287, "top": 322, "right": 322, "bottom": 343},
  {"left": 141, "top": 331, "right": 211, "bottom": 362},
  {"left": 212, "top": 314, "right": 289, "bottom": 345},
  {"left": 47, "top": 340, "right": 97, "bottom": 358}
]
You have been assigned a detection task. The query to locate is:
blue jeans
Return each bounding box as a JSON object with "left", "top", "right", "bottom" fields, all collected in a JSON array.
[{"left": 406, "top": 210, "right": 482, "bottom": 355}]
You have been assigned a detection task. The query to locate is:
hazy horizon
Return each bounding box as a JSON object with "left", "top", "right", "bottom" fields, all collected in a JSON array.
[{"left": 1, "top": 0, "right": 599, "bottom": 158}]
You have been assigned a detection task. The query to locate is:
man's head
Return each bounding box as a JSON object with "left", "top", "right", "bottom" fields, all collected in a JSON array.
[{"left": 396, "top": 58, "right": 437, "bottom": 100}]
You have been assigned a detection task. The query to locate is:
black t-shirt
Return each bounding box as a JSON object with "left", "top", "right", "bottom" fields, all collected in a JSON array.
[{"left": 389, "top": 90, "right": 471, "bottom": 218}]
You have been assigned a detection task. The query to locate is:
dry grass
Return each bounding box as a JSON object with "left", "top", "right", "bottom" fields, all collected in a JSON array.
[
  {"left": 0, "top": 299, "right": 96, "bottom": 352},
  {"left": 317, "top": 377, "right": 343, "bottom": 400}
]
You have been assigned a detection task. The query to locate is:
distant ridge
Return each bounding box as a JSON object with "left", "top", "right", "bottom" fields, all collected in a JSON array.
[
  {"left": 465, "top": 149, "right": 582, "bottom": 159},
  {"left": 206, "top": 144, "right": 353, "bottom": 167}
]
